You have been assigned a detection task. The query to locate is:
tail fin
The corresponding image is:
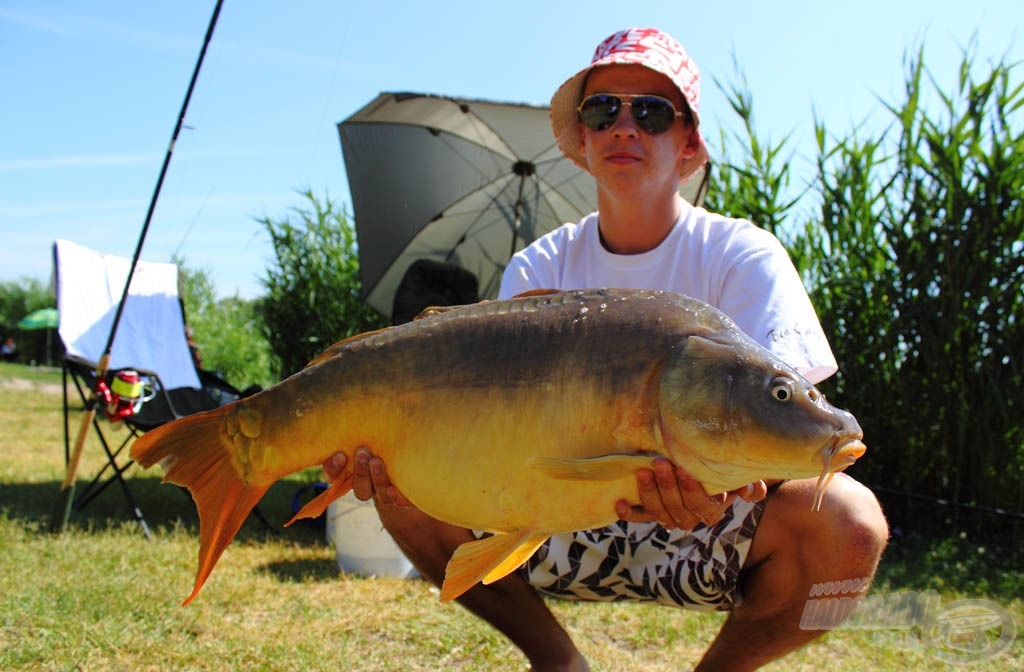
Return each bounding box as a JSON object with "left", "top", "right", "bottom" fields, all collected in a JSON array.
[{"left": 131, "top": 409, "right": 270, "bottom": 605}]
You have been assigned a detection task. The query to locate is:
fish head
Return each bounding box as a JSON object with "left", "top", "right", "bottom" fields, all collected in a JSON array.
[{"left": 658, "top": 332, "right": 866, "bottom": 499}]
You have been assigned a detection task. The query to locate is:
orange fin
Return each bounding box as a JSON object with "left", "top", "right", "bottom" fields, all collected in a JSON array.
[
  {"left": 440, "top": 531, "right": 549, "bottom": 602},
  {"left": 411, "top": 304, "right": 466, "bottom": 320},
  {"left": 130, "top": 407, "right": 269, "bottom": 606},
  {"left": 305, "top": 327, "right": 394, "bottom": 368},
  {"left": 512, "top": 288, "right": 560, "bottom": 298},
  {"left": 285, "top": 474, "right": 354, "bottom": 526}
]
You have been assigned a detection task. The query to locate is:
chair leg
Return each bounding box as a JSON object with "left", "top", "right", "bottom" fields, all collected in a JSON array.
[{"left": 71, "top": 416, "right": 153, "bottom": 539}]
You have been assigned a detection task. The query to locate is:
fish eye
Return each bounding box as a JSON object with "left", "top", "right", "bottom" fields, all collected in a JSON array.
[{"left": 770, "top": 379, "right": 795, "bottom": 403}]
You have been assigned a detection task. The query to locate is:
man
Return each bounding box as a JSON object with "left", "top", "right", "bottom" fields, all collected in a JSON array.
[{"left": 324, "top": 27, "right": 888, "bottom": 671}]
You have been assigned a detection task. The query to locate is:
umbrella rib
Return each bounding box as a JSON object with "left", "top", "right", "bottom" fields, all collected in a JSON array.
[
  {"left": 428, "top": 122, "right": 512, "bottom": 184},
  {"left": 376, "top": 95, "right": 559, "bottom": 170}
]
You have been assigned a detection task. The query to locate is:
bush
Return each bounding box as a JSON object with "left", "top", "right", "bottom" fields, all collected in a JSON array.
[
  {"left": 177, "top": 258, "right": 275, "bottom": 389},
  {"left": 255, "top": 189, "right": 386, "bottom": 378},
  {"left": 0, "top": 277, "right": 57, "bottom": 366},
  {"left": 800, "top": 46, "right": 1023, "bottom": 540}
]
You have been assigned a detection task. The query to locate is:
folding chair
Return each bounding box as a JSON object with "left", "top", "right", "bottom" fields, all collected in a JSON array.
[{"left": 54, "top": 239, "right": 257, "bottom": 536}]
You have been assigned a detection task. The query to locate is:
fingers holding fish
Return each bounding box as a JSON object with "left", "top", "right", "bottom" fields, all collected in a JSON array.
[
  {"left": 616, "top": 459, "right": 717, "bottom": 530},
  {"left": 651, "top": 459, "right": 705, "bottom": 529},
  {"left": 352, "top": 446, "right": 413, "bottom": 509},
  {"left": 322, "top": 451, "right": 347, "bottom": 481},
  {"left": 734, "top": 480, "right": 769, "bottom": 503},
  {"left": 615, "top": 470, "right": 675, "bottom": 527},
  {"left": 677, "top": 471, "right": 731, "bottom": 528}
]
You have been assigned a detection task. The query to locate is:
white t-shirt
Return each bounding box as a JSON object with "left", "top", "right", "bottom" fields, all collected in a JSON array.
[{"left": 499, "top": 203, "right": 838, "bottom": 384}]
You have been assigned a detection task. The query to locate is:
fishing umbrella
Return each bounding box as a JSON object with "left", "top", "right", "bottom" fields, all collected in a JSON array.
[
  {"left": 17, "top": 307, "right": 59, "bottom": 330},
  {"left": 17, "top": 307, "right": 59, "bottom": 365},
  {"left": 338, "top": 91, "right": 709, "bottom": 317}
]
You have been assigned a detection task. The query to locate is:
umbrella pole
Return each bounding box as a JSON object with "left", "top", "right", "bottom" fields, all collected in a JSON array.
[
  {"left": 509, "top": 162, "right": 534, "bottom": 260},
  {"left": 50, "top": 0, "right": 224, "bottom": 534}
]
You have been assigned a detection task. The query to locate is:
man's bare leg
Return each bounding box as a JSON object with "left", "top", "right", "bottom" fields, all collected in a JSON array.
[
  {"left": 375, "top": 499, "right": 590, "bottom": 672},
  {"left": 694, "top": 474, "right": 889, "bottom": 671}
]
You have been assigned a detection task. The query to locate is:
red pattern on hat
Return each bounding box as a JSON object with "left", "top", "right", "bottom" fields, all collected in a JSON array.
[{"left": 590, "top": 28, "right": 700, "bottom": 119}]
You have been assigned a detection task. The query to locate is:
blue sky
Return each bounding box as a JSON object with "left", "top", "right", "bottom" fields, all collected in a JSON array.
[{"left": 2, "top": 1, "right": 1020, "bottom": 299}]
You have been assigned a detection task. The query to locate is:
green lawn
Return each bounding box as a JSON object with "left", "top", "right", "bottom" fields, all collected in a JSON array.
[{"left": 1, "top": 362, "right": 1020, "bottom": 671}]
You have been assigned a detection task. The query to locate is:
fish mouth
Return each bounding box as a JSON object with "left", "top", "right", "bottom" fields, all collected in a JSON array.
[
  {"left": 828, "top": 438, "right": 867, "bottom": 471},
  {"left": 811, "top": 436, "right": 867, "bottom": 511}
]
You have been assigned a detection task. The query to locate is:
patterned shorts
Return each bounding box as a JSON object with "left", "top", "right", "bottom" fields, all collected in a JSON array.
[{"left": 515, "top": 497, "right": 765, "bottom": 611}]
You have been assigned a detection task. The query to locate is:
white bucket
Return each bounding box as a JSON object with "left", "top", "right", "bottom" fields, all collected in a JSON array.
[{"left": 326, "top": 492, "right": 417, "bottom": 579}]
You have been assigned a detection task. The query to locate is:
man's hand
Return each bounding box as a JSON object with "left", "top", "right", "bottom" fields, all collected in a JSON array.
[
  {"left": 616, "top": 458, "right": 767, "bottom": 529},
  {"left": 322, "top": 447, "right": 413, "bottom": 508}
]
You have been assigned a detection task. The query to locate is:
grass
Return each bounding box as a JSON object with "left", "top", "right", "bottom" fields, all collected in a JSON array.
[{"left": 1, "top": 361, "right": 1021, "bottom": 671}]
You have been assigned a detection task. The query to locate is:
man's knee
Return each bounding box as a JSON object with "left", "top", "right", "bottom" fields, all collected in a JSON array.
[
  {"left": 787, "top": 474, "right": 889, "bottom": 575},
  {"left": 760, "top": 475, "right": 888, "bottom": 577},
  {"left": 824, "top": 475, "right": 888, "bottom": 570}
]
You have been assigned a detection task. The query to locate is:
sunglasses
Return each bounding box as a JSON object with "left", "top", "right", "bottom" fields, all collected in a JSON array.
[{"left": 577, "top": 93, "right": 688, "bottom": 135}]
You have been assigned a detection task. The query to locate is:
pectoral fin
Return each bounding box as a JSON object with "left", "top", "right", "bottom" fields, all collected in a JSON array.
[
  {"left": 285, "top": 473, "right": 354, "bottom": 526},
  {"left": 440, "top": 531, "right": 549, "bottom": 602},
  {"left": 529, "top": 454, "right": 661, "bottom": 481}
]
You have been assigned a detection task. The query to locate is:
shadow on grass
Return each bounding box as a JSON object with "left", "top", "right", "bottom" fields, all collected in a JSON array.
[
  {"left": 0, "top": 471, "right": 328, "bottom": 548},
  {"left": 259, "top": 557, "right": 341, "bottom": 583}
]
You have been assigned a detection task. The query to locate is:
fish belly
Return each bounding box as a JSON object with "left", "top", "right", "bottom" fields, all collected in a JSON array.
[{"left": 371, "top": 387, "right": 646, "bottom": 534}]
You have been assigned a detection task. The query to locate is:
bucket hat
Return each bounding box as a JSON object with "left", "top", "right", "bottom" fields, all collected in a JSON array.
[{"left": 550, "top": 27, "right": 709, "bottom": 184}]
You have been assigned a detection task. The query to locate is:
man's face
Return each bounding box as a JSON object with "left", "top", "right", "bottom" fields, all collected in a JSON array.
[{"left": 578, "top": 64, "right": 699, "bottom": 195}]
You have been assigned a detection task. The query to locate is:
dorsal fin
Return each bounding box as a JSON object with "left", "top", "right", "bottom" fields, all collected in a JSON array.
[
  {"left": 411, "top": 304, "right": 465, "bottom": 320},
  {"left": 304, "top": 327, "right": 394, "bottom": 368},
  {"left": 512, "top": 288, "right": 561, "bottom": 299},
  {"left": 305, "top": 290, "right": 563, "bottom": 369}
]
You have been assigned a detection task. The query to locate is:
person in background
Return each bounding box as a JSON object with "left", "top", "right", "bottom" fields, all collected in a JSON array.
[
  {"left": 324, "top": 27, "right": 888, "bottom": 671},
  {"left": 0, "top": 337, "right": 16, "bottom": 362}
]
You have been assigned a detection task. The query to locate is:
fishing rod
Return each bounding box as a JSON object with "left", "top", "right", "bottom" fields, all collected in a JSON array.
[{"left": 52, "top": 0, "right": 226, "bottom": 533}]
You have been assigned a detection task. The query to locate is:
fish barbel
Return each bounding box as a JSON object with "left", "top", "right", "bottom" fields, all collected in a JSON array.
[{"left": 130, "top": 288, "right": 866, "bottom": 604}]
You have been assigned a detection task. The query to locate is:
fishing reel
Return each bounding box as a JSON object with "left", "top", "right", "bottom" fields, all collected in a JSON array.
[{"left": 98, "top": 369, "right": 155, "bottom": 422}]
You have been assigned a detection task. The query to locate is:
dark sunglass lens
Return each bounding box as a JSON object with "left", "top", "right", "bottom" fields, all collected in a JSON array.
[
  {"left": 579, "top": 95, "right": 621, "bottom": 131},
  {"left": 632, "top": 97, "right": 676, "bottom": 134}
]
